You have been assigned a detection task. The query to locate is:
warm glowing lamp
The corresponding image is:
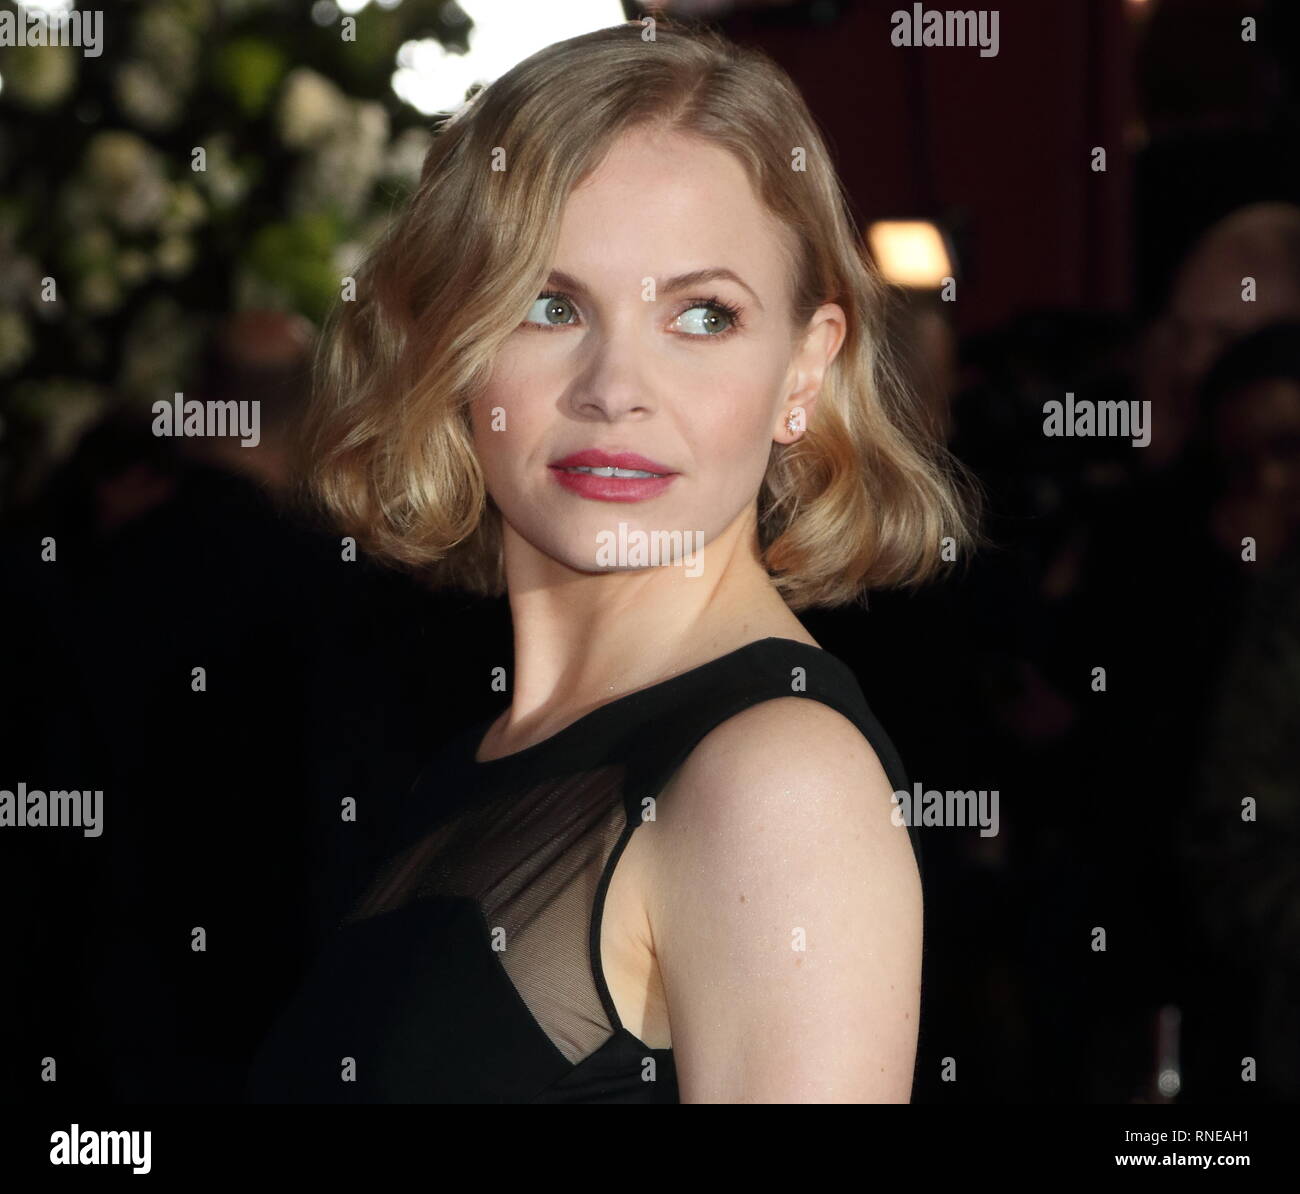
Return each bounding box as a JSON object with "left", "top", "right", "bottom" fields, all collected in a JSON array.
[{"left": 866, "top": 220, "right": 955, "bottom": 288}]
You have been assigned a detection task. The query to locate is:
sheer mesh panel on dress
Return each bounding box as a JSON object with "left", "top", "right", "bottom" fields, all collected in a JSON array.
[{"left": 342, "top": 763, "right": 631, "bottom": 1065}]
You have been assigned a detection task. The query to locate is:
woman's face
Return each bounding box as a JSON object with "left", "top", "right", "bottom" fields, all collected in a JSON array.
[{"left": 471, "top": 128, "right": 843, "bottom": 577}]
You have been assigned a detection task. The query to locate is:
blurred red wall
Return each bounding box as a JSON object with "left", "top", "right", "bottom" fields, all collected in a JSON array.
[{"left": 718, "top": 0, "right": 1136, "bottom": 334}]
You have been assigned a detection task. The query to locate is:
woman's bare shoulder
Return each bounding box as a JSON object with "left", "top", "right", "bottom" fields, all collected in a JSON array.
[
  {"left": 638, "top": 695, "right": 922, "bottom": 1102},
  {"left": 662, "top": 695, "right": 888, "bottom": 804}
]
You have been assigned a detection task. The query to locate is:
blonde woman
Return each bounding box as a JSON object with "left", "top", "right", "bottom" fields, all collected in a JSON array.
[{"left": 249, "top": 19, "right": 976, "bottom": 1104}]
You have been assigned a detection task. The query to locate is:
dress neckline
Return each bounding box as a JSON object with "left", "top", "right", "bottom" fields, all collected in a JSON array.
[{"left": 469, "top": 635, "right": 829, "bottom": 770}]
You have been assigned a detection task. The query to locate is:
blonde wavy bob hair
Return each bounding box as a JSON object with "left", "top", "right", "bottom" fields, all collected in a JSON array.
[{"left": 296, "top": 19, "right": 979, "bottom": 612}]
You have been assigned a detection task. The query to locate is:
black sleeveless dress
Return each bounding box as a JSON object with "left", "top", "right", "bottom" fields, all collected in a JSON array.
[{"left": 246, "top": 636, "right": 921, "bottom": 1103}]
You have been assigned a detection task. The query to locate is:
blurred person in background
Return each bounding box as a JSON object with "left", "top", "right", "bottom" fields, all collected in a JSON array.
[
  {"left": 1179, "top": 321, "right": 1300, "bottom": 1103},
  {"left": 1139, "top": 203, "right": 1300, "bottom": 473},
  {"left": 0, "top": 309, "right": 488, "bottom": 1101}
]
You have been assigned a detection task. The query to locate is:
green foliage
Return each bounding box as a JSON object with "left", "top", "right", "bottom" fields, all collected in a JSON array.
[
  {"left": 212, "top": 37, "right": 289, "bottom": 118},
  {"left": 0, "top": 0, "right": 471, "bottom": 505},
  {"left": 245, "top": 211, "right": 345, "bottom": 322}
]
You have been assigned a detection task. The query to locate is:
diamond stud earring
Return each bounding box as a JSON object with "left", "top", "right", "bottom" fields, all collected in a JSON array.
[{"left": 785, "top": 406, "right": 806, "bottom": 436}]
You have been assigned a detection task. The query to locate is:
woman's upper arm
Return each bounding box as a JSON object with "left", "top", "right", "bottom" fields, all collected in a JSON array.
[{"left": 644, "top": 696, "right": 922, "bottom": 1103}]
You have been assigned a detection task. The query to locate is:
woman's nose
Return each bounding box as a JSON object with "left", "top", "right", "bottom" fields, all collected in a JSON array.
[{"left": 569, "top": 328, "right": 657, "bottom": 421}]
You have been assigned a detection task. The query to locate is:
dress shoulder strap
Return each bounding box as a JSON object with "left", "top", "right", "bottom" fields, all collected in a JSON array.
[{"left": 619, "top": 638, "right": 920, "bottom": 870}]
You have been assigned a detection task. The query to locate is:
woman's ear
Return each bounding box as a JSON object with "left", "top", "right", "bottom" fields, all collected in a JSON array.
[{"left": 776, "top": 302, "right": 845, "bottom": 442}]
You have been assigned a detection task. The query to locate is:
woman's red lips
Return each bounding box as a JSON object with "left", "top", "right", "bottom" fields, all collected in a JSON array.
[
  {"left": 548, "top": 449, "right": 679, "bottom": 503},
  {"left": 549, "top": 450, "right": 675, "bottom": 474}
]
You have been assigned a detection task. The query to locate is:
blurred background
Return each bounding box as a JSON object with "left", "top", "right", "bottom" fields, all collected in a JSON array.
[{"left": 1, "top": 0, "right": 1297, "bottom": 1104}]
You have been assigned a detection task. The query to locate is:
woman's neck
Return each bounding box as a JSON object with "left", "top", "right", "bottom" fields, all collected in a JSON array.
[{"left": 485, "top": 520, "right": 814, "bottom": 757}]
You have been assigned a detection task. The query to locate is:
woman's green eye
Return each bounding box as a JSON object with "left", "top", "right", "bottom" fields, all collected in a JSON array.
[
  {"left": 522, "top": 294, "right": 738, "bottom": 336},
  {"left": 675, "top": 304, "right": 734, "bottom": 336},
  {"left": 524, "top": 295, "right": 575, "bottom": 326}
]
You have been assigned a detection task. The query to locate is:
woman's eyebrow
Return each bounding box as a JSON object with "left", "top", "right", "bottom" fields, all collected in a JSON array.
[{"left": 544, "top": 267, "right": 765, "bottom": 312}]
